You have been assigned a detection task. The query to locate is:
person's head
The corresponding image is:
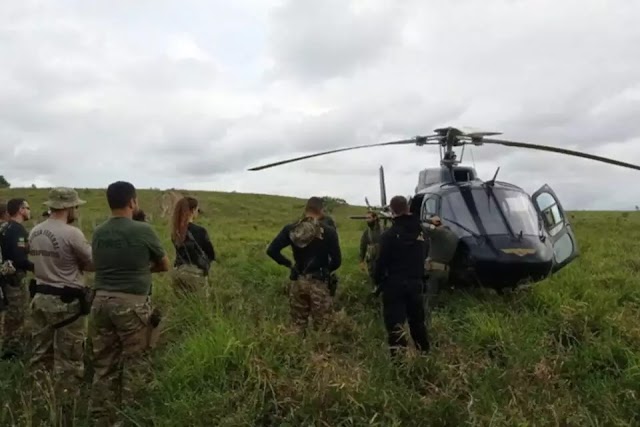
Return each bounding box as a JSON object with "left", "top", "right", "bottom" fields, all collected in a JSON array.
[
  {"left": 106, "top": 181, "right": 138, "bottom": 217},
  {"left": 171, "top": 196, "right": 199, "bottom": 243},
  {"left": 44, "top": 187, "right": 86, "bottom": 224},
  {"left": 304, "top": 196, "right": 324, "bottom": 219},
  {"left": 7, "top": 198, "right": 31, "bottom": 222},
  {"left": 0, "top": 202, "right": 8, "bottom": 222},
  {"left": 366, "top": 210, "right": 378, "bottom": 225},
  {"left": 389, "top": 195, "right": 409, "bottom": 217}
]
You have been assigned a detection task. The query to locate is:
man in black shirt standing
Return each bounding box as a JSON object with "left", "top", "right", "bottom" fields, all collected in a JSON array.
[
  {"left": 267, "top": 197, "right": 341, "bottom": 334},
  {"left": 374, "top": 195, "right": 430, "bottom": 358},
  {"left": 0, "top": 198, "right": 33, "bottom": 360}
]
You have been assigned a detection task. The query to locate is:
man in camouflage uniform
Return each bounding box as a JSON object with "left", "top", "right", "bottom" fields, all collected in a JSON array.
[
  {"left": 28, "top": 188, "right": 94, "bottom": 422},
  {"left": 359, "top": 211, "right": 383, "bottom": 290},
  {"left": 267, "top": 197, "right": 342, "bottom": 334},
  {"left": 89, "top": 181, "right": 169, "bottom": 426},
  {"left": 421, "top": 216, "right": 459, "bottom": 312},
  {"left": 0, "top": 197, "right": 33, "bottom": 361}
]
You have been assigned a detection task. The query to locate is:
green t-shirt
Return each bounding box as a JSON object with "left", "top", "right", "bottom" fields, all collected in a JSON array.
[{"left": 92, "top": 217, "right": 166, "bottom": 295}]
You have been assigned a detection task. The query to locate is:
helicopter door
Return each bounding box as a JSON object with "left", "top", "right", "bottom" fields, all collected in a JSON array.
[{"left": 531, "top": 184, "right": 579, "bottom": 273}]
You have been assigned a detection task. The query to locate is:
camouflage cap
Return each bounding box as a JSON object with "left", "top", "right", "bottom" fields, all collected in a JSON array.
[
  {"left": 43, "top": 187, "right": 86, "bottom": 210},
  {"left": 289, "top": 218, "right": 323, "bottom": 248}
]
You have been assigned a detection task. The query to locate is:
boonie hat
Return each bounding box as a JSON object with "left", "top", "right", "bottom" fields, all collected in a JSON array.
[{"left": 43, "top": 187, "right": 86, "bottom": 210}]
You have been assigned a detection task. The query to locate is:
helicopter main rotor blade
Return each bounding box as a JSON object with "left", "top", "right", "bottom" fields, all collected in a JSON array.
[
  {"left": 481, "top": 138, "right": 640, "bottom": 171},
  {"left": 247, "top": 137, "right": 438, "bottom": 171}
]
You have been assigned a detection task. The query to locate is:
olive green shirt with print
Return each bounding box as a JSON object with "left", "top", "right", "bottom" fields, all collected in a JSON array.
[
  {"left": 92, "top": 217, "right": 166, "bottom": 295},
  {"left": 421, "top": 222, "right": 459, "bottom": 264}
]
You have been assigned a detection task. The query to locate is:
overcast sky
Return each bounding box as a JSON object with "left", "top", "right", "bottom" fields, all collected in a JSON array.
[{"left": 1, "top": 0, "right": 639, "bottom": 210}]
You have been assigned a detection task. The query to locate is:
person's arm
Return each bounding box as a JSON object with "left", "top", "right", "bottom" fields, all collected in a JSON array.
[
  {"left": 144, "top": 225, "right": 169, "bottom": 272},
  {"left": 359, "top": 230, "right": 368, "bottom": 262},
  {"left": 70, "top": 228, "right": 94, "bottom": 272},
  {"left": 326, "top": 228, "right": 342, "bottom": 272},
  {"left": 421, "top": 222, "right": 437, "bottom": 238},
  {"left": 266, "top": 225, "right": 293, "bottom": 268},
  {"left": 195, "top": 226, "right": 216, "bottom": 261},
  {"left": 373, "top": 233, "right": 390, "bottom": 287}
]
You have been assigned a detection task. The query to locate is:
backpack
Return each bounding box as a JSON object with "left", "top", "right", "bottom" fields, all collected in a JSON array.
[
  {"left": 289, "top": 217, "right": 323, "bottom": 248},
  {"left": 176, "top": 229, "right": 211, "bottom": 275}
]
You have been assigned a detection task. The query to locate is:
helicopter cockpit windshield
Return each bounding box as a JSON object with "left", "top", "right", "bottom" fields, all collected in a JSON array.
[{"left": 440, "top": 188, "right": 540, "bottom": 237}]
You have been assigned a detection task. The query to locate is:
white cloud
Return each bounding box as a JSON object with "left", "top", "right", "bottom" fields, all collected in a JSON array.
[{"left": 0, "top": 0, "right": 639, "bottom": 210}]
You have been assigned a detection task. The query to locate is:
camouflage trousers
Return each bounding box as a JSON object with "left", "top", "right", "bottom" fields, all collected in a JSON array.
[
  {"left": 170, "top": 264, "right": 209, "bottom": 298},
  {"left": 88, "top": 291, "right": 153, "bottom": 426},
  {"left": 424, "top": 270, "right": 448, "bottom": 326},
  {"left": 1, "top": 275, "right": 28, "bottom": 359},
  {"left": 30, "top": 294, "right": 86, "bottom": 422},
  {"left": 289, "top": 276, "right": 332, "bottom": 332}
]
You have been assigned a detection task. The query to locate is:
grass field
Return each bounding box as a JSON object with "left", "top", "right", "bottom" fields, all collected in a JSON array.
[{"left": 1, "top": 187, "right": 639, "bottom": 426}]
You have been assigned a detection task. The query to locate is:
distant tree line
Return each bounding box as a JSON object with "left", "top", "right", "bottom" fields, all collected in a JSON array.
[{"left": 321, "top": 196, "right": 347, "bottom": 213}]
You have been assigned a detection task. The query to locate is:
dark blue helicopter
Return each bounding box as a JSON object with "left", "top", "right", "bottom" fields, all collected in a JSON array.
[{"left": 248, "top": 127, "right": 640, "bottom": 292}]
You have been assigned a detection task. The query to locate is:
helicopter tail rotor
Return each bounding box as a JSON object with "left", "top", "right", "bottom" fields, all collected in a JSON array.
[{"left": 350, "top": 165, "right": 392, "bottom": 224}]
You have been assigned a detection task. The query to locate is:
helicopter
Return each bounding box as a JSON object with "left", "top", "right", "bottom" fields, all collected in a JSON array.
[{"left": 248, "top": 126, "right": 640, "bottom": 292}]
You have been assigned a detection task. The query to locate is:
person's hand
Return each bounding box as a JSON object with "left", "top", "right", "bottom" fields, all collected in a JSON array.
[
  {"left": 359, "top": 261, "right": 366, "bottom": 272},
  {"left": 288, "top": 266, "right": 299, "bottom": 281}
]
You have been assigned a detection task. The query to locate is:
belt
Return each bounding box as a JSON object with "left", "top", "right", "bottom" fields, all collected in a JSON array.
[
  {"left": 30, "top": 282, "right": 93, "bottom": 329},
  {"left": 426, "top": 260, "right": 449, "bottom": 271},
  {"left": 32, "top": 282, "right": 85, "bottom": 299},
  {"left": 299, "top": 273, "right": 322, "bottom": 279}
]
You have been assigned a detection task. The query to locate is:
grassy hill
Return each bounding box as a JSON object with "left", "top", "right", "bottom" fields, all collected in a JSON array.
[{"left": 1, "top": 187, "right": 639, "bottom": 426}]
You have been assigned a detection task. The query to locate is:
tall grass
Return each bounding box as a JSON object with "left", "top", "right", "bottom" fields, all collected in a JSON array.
[{"left": 1, "top": 188, "right": 639, "bottom": 426}]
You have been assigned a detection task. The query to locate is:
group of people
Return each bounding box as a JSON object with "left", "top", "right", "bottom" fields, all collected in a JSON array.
[
  {"left": 265, "top": 194, "right": 459, "bottom": 359},
  {"left": 0, "top": 182, "right": 216, "bottom": 426},
  {"left": 0, "top": 184, "right": 458, "bottom": 425}
]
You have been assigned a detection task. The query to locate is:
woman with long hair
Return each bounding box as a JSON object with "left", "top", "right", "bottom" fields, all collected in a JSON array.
[{"left": 170, "top": 196, "right": 216, "bottom": 296}]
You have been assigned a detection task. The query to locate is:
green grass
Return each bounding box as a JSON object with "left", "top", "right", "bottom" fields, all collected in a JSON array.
[{"left": 1, "top": 188, "right": 639, "bottom": 426}]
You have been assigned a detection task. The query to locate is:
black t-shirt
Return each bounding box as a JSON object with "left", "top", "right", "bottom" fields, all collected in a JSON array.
[
  {"left": 374, "top": 214, "right": 427, "bottom": 285},
  {"left": 267, "top": 220, "right": 341, "bottom": 274},
  {"left": 0, "top": 220, "right": 34, "bottom": 272},
  {"left": 173, "top": 222, "right": 216, "bottom": 269}
]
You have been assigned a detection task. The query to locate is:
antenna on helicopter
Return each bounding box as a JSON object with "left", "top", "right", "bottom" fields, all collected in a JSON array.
[{"left": 486, "top": 167, "right": 501, "bottom": 187}]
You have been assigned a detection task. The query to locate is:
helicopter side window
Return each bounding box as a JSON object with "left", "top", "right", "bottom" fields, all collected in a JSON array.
[
  {"left": 422, "top": 197, "right": 438, "bottom": 220},
  {"left": 534, "top": 192, "right": 564, "bottom": 236}
]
